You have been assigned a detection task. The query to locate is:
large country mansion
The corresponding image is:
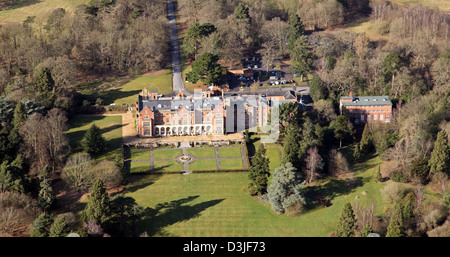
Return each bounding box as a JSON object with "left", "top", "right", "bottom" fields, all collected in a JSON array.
[{"left": 135, "top": 87, "right": 301, "bottom": 137}]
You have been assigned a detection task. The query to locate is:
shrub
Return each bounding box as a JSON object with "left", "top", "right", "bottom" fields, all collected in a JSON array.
[
  {"left": 390, "top": 170, "right": 408, "bottom": 183},
  {"left": 381, "top": 182, "right": 407, "bottom": 204},
  {"left": 284, "top": 201, "right": 304, "bottom": 217}
]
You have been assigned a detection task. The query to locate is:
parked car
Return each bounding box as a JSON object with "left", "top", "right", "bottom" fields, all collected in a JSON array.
[{"left": 269, "top": 76, "right": 279, "bottom": 80}]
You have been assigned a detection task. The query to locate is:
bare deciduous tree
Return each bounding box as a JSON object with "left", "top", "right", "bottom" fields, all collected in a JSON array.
[
  {"left": 328, "top": 148, "right": 350, "bottom": 176},
  {"left": 61, "top": 153, "right": 94, "bottom": 192},
  {"left": 305, "top": 146, "right": 324, "bottom": 183}
]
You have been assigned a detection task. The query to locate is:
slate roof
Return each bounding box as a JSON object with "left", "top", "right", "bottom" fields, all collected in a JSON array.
[{"left": 340, "top": 96, "right": 392, "bottom": 106}]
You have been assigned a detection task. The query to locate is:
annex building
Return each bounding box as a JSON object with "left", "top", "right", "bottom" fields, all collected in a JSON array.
[
  {"left": 339, "top": 93, "right": 393, "bottom": 124},
  {"left": 135, "top": 87, "right": 301, "bottom": 137}
]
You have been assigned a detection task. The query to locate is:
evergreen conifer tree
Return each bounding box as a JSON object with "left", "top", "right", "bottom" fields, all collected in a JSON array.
[
  {"left": 30, "top": 213, "right": 54, "bottom": 237},
  {"left": 287, "top": 13, "right": 304, "bottom": 52},
  {"left": 282, "top": 124, "right": 301, "bottom": 170},
  {"left": 375, "top": 165, "right": 382, "bottom": 182},
  {"left": 428, "top": 130, "right": 450, "bottom": 176},
  {"left": 81, "top": 124, "right": 106, "bottom": 155},
  {"left": 248, "top": 144, "right": 271, "bottom": 196},
  {"left": 289, "top": 36, "right": 314, "bottom": 82},
  {"left": 335, "top": 202, "right": 356, "bottom": 237},
  {"left": 13, "top": 101, "right": 27, "bottom": 129},
  {"left": 49, "top": 215, "right": 67, "bottom": 237},
  {"left": 234, "top": 2, "right": 251, "bottom": 21},
  {"left": 267, "top": 162, "right": 306, "bottom": 213},
  {"left": 38, "top": 166, "right": 55, "bottom": 211},
  {"left": 35, "top": 67, "right": 55, "bottom": 94},
  {"left": 353, "top": 143, "right": 361, "bottom": 163},
  {"left": 84, "top": 179, "right": 110, "bottom": 225},
  {"left": 360, "top": 123, "right": 373, "bottom": 154},
  {"left": 333, "top": 115, "right": 351, "bottom": 149},
  {"left": 386, "top": 205, "right": 404, "bottom": 237}
]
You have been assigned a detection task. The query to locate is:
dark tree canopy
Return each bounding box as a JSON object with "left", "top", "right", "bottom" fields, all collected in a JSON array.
[
  {"left": 81, "top": 124, "right": 107, "bottom": 155},
  {"left": 248, "top": 144, "right": 271, "bottom": 196},
  {"left": 335, "top": 202, "right": 356, "bottom": 237},
  {"left": 34, "top": 67, "right": 55, "bottom": 94},
  {"left": 186, "top": 52, "right": 223, "bottom": 85}
]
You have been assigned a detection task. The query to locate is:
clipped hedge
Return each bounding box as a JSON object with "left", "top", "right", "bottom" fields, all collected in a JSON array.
[{"left": 130, "top": 169, "right": 248, "bottom": 175}]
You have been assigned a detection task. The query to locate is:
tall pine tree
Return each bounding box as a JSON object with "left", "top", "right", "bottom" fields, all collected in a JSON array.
[
  {"left": 35, "top": 67, "right": 55, "bottom": 94},
  {"left": 38, "top": 166, "right": 56, "bottom": 211},
  {"left": 335, "top": 202, "right": 356, "bottom": 237},
  {"left": 360, "top": 123, "right": 373, "bottom": 154},
  {"left": 428, "top": 130, "right": 450, "bottom": 176},
  {"left": 248, "top": 144, "right": 271, "bottom": 196},
  {"left": 287, "top": 13, "right": 304, "bottom": 52},
  {"left": 49, "top": 215, "right": 68, "bottom": 237},
  {"left": 289, "top": 36, "right": 314, "bottom": 82},
  {"left": 81, "top": 124, "right": 106, "bottom": 155},
  {"left": 13, "top": 101, "right": 27, "bottom": 129},
  {"left": 386, "top": 205, "right": 404, "bottom": 237},
  {"left": 84, "top": 179, "right": 110, "bottom": 225},
  {"left": 282, "top": 124, "right": 302, "bottom": 170}
]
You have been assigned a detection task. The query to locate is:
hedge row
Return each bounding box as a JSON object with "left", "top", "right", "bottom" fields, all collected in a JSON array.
[{"left": 131, "top": 169, "right": 249, "bottom": 175}]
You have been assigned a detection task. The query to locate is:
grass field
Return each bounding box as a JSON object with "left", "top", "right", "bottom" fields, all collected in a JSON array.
[
  {"left": 65, "top": 115, "right": 122, "bottom": 160},
  {"left": 124, "top": 153, "right": 388, "bottom": 237},
  {"left": 73, "top": 70, "right": 173, "bottom": 106},
  {"left": 130, "top": 161, "right": 151, "bottom": 173},
  {"left": 220, "top": 158, "right": 244, "bottom": 170},
  {"left": 189, "top": 159, "right": 218, "bottom": 171},
  {"left": 128, "top": 146, "right": 247, "bottom": 173},
  {"left": 218, "top": 147, "right": 242, "bottom": 158},
  {"left": 266, "top": 146, "right": 282, "bottom": 170},
  {"left": 389, "top": 0, "right": 450, "bottom": 12},
  {"left": 154, "top": 160, "right": 184, "bottom": 172},
  {"left": 0, "top": 0, "right": 90, "bottom": 25},
  {"left": 187, "top": 148, "right": 216, "bottom": 159},
  {"left": 343, "top": 16, "right": 392, "bottom": 42},
  {"left": 153, "top": 149, "right": 183, "bottom": 160}
]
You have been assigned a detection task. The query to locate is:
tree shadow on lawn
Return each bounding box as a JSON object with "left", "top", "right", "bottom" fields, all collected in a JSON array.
[
  {"left": 66, "top": 123, "right": 125, "bottom": 152},
  {"left": 303, "top": 176, "right": 366, "bottom": 212},
  {"left": 124, "top": 174, "right": 163, "bottom": 194},
  {"left": 138, "top": 195, "right": 224, "bottom": 236},
  {"left": 351, "top": 153, "right": 380, "bottom": 173},
  {"left": 98, "top": 88, "right": 142, "bottom": 105},
  {"left": 246, "top": 133, "right": 263, "bottom": 159},
  {"left": 5, "top": 0, "right": 40, "bottom": 10}
]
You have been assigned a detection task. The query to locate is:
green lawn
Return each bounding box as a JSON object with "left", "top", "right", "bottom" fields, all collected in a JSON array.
[
  {"left": 0, "top": 0, "right": 90, "bottom": 25},
  {"left": 266, "top": 147, "right": 282, "bottom": 170},
  {"left": 154, "top": 160, "right": 184, "bottom": 172},
  {"left": 72, "top": 70, "right": 173, "bottom": 106},
  {"left": 218, "top": 147, "right": 242, "bottom": 158},
  {"left": 123, "top": 153, "right": 388, "bottom": 236},
  {"left": 130, "top": 150, "right": 151, "bottom": 161},
  {"left": 65, "top": 115, "right": 122, "bottom": 160},
  {"left": 389, "top": 0, "right": 450, "bottom": 12},
  {"left": 130, "top": 161, "right": 151, "bottom": 173},
  {"left": 187, "top": 147, "right": 216, "bottom": 159},
  {"left": 104, "top": 71, "right": 173, "bottom": 105},
  {"left": 219, "top": 158, "right": 244, "bottom": 170},
  {"left": 153, "top": 149, "right": 183, "bottom": 160},
  {"left": 189, "top": 159, "right": 218, "bottom": 171}
]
